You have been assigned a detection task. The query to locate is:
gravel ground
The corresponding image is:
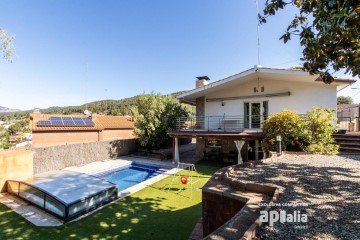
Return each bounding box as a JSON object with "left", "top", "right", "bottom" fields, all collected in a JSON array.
[{"left": 230, "top": 153, "right": 360, "bottom": 240}]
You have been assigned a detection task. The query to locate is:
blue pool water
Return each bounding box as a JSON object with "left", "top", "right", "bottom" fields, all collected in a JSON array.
[{"left": 95, "top": 163, "right": 169, "bottom": 191}]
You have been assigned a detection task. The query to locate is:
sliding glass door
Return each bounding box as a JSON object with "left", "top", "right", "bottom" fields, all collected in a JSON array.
[{"left": 244, "top": 101, "right": 268, "bottom": 129}]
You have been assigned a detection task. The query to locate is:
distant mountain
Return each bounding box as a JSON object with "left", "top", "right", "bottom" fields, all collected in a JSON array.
[
  {"left": 0, "top": 106, "right": 21, "bottom": 113},
  {"left": 0, "top": 91, "right": 192, "bottom": 117}
]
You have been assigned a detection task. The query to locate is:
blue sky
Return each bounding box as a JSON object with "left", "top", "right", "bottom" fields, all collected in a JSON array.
[{"left": 1, "top": 0, "right": 358, "bottom": 110}]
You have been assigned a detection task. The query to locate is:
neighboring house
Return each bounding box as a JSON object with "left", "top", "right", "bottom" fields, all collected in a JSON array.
[
  {"left": 337, "top": 104, "right": 359, "bottom": 131},
  {"left": 29, "top": 110, "right": 136, "bottom": 148},
  {"left": 23, "top": 133, "right": 32, "bottom": 140},
  {"left": 170, "top": 66, "right": 356, "bottom": 162},
  {"left": 8, "top": 132, "right": 24, "bottom": 143},
  {"left": 337, "top": 104, "right": 359, "bottom": 119}
]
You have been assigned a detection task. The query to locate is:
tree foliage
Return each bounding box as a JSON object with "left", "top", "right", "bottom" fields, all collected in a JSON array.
[
  {"left": 260, "top": 0, "right": 360, "bottom": 83},
  {"left": 131, "top": 93, "right": 191, "bottom": 149},
  {"left": 262, "top": 107, "right": 338, "bottom": 154},
  {"left": 337, "top": 95, "right": 354, "bottom": 104},
  {"left": 0, "top": 29, "right": 13, "bottom": 61}
]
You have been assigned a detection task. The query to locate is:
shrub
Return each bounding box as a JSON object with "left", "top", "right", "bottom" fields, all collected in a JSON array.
[
  {"left": 303, "top": 107, "right": 339, "bottom": 154},
  {"left": 262, "top": 110, "right": 306, "bottom": 152},
  {"left": 262, "top": 107, "right": 339, "bottom": 155}
]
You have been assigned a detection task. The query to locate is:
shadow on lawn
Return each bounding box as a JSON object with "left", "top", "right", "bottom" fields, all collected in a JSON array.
[
  {"left": 0, "top": 195, "right": 201, "bottom": 240},
  {"left": 239, "top": 160, "right": 360, "bottom": 239}
]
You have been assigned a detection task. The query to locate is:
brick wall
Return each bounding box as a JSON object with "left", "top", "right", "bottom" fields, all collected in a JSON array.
[
  {"left": 195, "top": 137, "right": 205, "bottom": 160},
  {"left": 202, "top": 190, "right": 246, "bottom": 236},
  {"left": 32, "top": 139, "right": 139, "bottom": 174},
  {"left": 0, "top": 150, "right": 33, "bottom": 192},
  {"left": 32, "top": 131, "right": 100, "bottom": 148},
  {"left": 102, "top": 129, "right": 136, "bottom": 141}
]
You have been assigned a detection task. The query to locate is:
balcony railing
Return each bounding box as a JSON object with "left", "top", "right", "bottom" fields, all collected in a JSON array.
[{"left": 176, "top": 115, "right": 267, "bottom": 132}]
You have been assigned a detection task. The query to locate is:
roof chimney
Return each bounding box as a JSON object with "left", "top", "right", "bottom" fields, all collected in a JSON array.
[
  {"left": 31, "top": 108, "right": 41, "bottom": 119},
  {"left": 196, "top": 76, "right": 210, "bottom": 88}
]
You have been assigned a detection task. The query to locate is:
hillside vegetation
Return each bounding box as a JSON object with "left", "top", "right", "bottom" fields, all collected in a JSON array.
[{"left": 0, "top": 91, "right": 191, "bottom": 120}]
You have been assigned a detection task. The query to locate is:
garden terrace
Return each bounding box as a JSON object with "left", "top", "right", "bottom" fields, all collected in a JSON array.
[{"left": 227, "top": 153, "right": 360, "bottom": 239}]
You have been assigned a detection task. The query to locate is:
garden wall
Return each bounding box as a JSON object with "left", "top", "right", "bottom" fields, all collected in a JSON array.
[
  {"left": 32, "top": 139, "right": 139, "bottom": 174},
  {"left": 0, "top": 150, "right": 33, "bottom": 192}
]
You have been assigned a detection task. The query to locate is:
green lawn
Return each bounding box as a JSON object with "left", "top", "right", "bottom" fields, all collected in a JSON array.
[{"left": 0, "top": 162, "right": 222, "bottom": 240}]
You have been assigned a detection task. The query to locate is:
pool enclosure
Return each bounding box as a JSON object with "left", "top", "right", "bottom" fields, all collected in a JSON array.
[{"left": 7, "top": 170, "right": 118, "bottom": 222}]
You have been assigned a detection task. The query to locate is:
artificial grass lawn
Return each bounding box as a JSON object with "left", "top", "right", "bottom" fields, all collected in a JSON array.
[{"left": 0, "top": 162, "right": 223, "bottom": 240}]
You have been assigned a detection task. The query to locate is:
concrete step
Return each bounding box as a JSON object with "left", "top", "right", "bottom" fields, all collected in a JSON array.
[
  {"left": 339, "top": 146, "right": 360, "bottom": 153},
  {"left": 339, "top": 142, "right": 360, "bottom": 147},
  {"left": 334, "top": 137, "right": 360, "bottom": 141},
  {"left": 333, "top": 134, "right": 360, "bottom": 138}
]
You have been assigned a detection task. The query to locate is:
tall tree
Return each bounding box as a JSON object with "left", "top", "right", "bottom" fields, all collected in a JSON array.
[
  {"left": 0, "top": 28, "right": 13, "bottom": 61},
  {"left": 260, "top": 1, "right": 360, "bottom": 83},
  {"left": 337, "top": 96, "right": 354, "bottom": 105},
  {"left": 131, "top": 93, "right": 190, "bottom": 149}
]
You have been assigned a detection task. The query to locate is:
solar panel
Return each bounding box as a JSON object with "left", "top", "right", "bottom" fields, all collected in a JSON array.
[
  {"left": 49, "top": 117, "right": 62, "bottom": 121},
  {"left": 74, "top": 120, "right": 86, "bottom": 126},
  {"left": 37, "top": 117, "right": 95, "bottom": 127},
  {"left": 83, "top": 119, "right": 95, "bottom": 126},
  {"left": 63, "top": 120, "right": 75, "bottom": 126},
  {"left": 61, "top": 117, "right": 74, "bottom": 121},
  {"left": 51, "top": 120, "right": 64, "bottom": 126},
  {"left": 37, "top": 120, "right": 52, "bottom": 126}
]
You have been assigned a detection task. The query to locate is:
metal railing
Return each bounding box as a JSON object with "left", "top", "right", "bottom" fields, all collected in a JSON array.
[{"left": 176, "top": 115, "right": 267, "bottom": 132}]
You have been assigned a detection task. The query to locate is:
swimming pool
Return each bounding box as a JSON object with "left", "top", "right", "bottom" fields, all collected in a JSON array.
[{"left": 95, "top": 163, "right": 170, "bottom": 191}]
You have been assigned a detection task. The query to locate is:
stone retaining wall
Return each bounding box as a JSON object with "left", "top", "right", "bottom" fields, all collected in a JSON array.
[
  {"left": 32, "top": 139, "right": 139, "bottom": 174},
  {"left": 189, "top": 152, "right": 283, "bottom": 240}
]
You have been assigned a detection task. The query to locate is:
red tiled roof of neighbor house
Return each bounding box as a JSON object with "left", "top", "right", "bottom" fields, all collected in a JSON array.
[
  {"left": 29, "top": 113, "right": 134, "bottom": 132},
  {"left": 93, "top": 116, "right": 134, "bottom": 129}
]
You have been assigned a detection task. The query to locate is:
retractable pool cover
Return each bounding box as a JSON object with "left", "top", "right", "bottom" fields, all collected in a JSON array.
[{"left": 7, "top": 170, "right": 118, "bottom": 222}]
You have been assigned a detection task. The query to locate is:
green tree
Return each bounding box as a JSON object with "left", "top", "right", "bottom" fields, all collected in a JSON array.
[
  {"left": 337, "top": 96, "right": 354, "bottom": 105},
  {"left": 260, "top": 1, "right": 360, "bottom": 83},
  {"left": 0, "top": 140, "right": 13, "bottom": 149},
  {"left": 8, "top": 124, "right": 21, "bottom": 136},
  {"left": 132, "top": 93, "right": 190, "bottom": 149},
  {"left": 0, "top": 28, "right": 13, "bottom": 61}
]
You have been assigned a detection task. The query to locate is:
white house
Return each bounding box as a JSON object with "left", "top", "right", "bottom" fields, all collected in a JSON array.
[{"left": 170, "top": 66, "right": 355, "bottom": 162}]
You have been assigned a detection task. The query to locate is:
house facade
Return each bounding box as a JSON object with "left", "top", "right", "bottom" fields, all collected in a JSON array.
[
  {"left": 30, "top": 110, "right": 136, "bottom": 148},
  {"left": 170, "top": 66, "right": 355, "bottom": 162}
]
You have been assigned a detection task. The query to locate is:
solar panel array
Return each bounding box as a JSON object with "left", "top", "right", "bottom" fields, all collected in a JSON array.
[{"left": 37, "top": 117, "right": 95, "bottom": 127}]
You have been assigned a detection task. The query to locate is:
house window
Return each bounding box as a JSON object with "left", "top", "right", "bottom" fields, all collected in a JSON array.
[
  {"left": 244, "top": 102, "right": 249, "bottom": 128},
  {"left": 244, "top": 101, "right": 269, "bottom": 128},
  {"left": 263, "top": 101, "right": 268, "bottom": 120}
]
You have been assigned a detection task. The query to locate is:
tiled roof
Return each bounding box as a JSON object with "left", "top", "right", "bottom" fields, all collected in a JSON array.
[
  {"left": 93, "top": 116, "right": 134, "bottom": 129},
  {"left": 30, "top": 113, "right": 134, "bottom": 131}
]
